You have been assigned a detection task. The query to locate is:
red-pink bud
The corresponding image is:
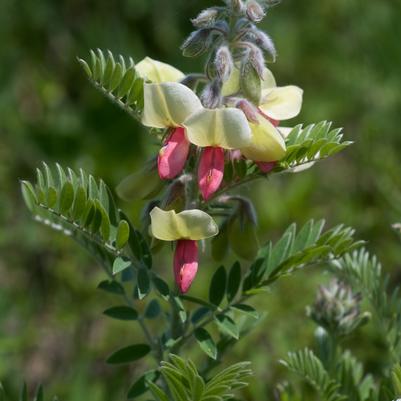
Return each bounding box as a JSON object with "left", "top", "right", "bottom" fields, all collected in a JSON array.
[
  {"left": 174, "top": 239, "right": 198, "bottom": 293},
  {"left": 258, "top": 108, "right": 280, "bottom": 127},
  {"left": 256, "top": 161, "right": 277, "bottom": 173},
  {"left": 158, "top": 127, "right": 190, "bottom": 180},
  {"left": 198, "top": 147, "right": 225, "bottom": 201}
]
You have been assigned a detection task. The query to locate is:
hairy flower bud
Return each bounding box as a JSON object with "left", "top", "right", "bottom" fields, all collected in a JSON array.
[
  {"left": 181, "top": 29, "right": 212, "bottom": 57},
  {"left": 307, "top": 280, "right": 371, "bottom": 338},
  {"left": 158, "top": 127, "right": 190, "bottom": 180},
  {"left": 236, "top": 99, "right": 259, "bottom": 123},
  {"left": 231, "top": 0, "right": 245, "bottom": 13},
  {"left": 215, "top": 46, "right": 234, "bottom": 82},
  {"left": 174, "top": 239, "right": 198, "bottom": 293},
  {"left": 249, "top": 45, "right": 265, "bottom": 78},
  {"left": 198, "top": 147, "right": 225, "bottom": 201},
  {"left": 200, "top": 79, "right": 223, "bottom": 109},
  {"left": 191, "top": 8, "right": 219, "bottom": 28},
  {"left": 246, "top": 0, "right": 266, "bottom": 22},
  {"left": 252, "top": 29, "right": 277, "bottom": 61}
]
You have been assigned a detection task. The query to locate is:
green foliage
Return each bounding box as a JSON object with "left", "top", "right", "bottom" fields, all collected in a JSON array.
[
  {"left": 148, "top": 355, "right": 252, "bottom": 401},
  {"left": 281, "top": 348, "right": 347, "bottom": 401},
  {"left": 280, "top": 121, "right": 353, "bottom": 171},
  {"left": 20, "top": 163, "right": 136, "bottom": 274},
  {"left": 331, "top": 249, "right": 401, "bottom": 360},
  {"left": 0, "top": 384, "right": 51, "bottom": 401},
  {"left": 255, "top": 219, "right": 363, "bottom": 288},
  {"left": 78, "top": 49, "right": 144, "bottom": 121}
]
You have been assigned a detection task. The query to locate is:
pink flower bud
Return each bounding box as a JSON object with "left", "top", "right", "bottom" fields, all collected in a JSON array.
[
  {"left": 174, "top": 239, "right": 199, "bottom": 293},
  {"left": 256, "top": 161, "right": 276, "bottom": 173},
  {"left": 158, "top": 127, "right": 190, "bottom": 180},
  {"left": 258, "top": 108, "right": 280, "bottom": 127},
  {"left": 198, "top": 147, "right": 225, "bottom": 201}
]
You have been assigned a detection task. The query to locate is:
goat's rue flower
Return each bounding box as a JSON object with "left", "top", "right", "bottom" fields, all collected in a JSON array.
[
  {"left": 149, "top": 207, "right": 218, "bottom": 293},
  {"left": 142, "top": 82, "right": 203, "bottom": 179},
  {"left": 136, "top": 57, "right": 185, "bottom": 83},
  {"left": 184, "top": 107, "right": 252, "bottom": 199}
]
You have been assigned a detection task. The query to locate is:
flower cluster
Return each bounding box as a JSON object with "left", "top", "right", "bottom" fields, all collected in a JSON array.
[{"left": 132, "top": 0, "right": 305, "bottom": 293}]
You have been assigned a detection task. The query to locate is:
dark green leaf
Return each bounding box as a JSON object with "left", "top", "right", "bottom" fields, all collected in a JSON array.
[
  {"left": 103, "top": 306, "right": 138, "bottom": 320},
  {"left": 209, "top": 265, "right": 227, "bottom": 307},
  {"left": 106, "top": 344, "right": 151, "bottom": 364},
  {"left": 231, "top": 304, "right": 259, "bottom": 319},
  {"left": 97, "top": 280, "right": 124, "bottom": 295},
  {"left": 137, "top": 269, "right": 150, "bottom": 300},
  {"left": 153, "top": 276, "right": 170, "bottom": 300},
  {"left": 227, "top": 262, "right": 241, "bottom": 302},
  {"left": 145, "top": 299, "right": 161, "bottom": 319},
  {"left": 127, "top": 370, "right": 159, "bottom": 399}
]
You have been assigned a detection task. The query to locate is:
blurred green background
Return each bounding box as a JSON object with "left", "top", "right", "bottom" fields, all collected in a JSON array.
[{"left": 1, "top": 0, "right": 401, "bottom": 399}]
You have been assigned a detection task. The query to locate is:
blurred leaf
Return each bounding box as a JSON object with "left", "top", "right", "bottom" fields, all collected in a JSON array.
[
  {"left": 106, "top": 344, "right": 151, "bottom": 364},
  {"left": 98, "top": 280, "right": 125, "bottom": 295},
  {"left": 137, "top": 268, "right": 150, "bottom": 300},
  {"left": 215, "top": 314, "right": 239, "bottom": 339},
  {"left": 103, "top": 306, "right": 138, "bottom": 321},
  {"left": 116, "top": 220, "right": 130, "bottom": 249},
  {"left": 127, "top": 370, "right": 159, "bottom": 399},
  {"left": 145, "top": 299, "right": 161, "bottom": 319},
  {"left": 209, "top": 265, "right": 227, "bottom": 307},
  {"left": 227, "top": 261, "right": 241, "bottom": 302}
]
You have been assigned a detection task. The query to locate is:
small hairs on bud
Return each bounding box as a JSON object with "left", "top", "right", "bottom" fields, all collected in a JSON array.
[
  {"left": 246, "top": 0, "right": 266, "bottom": 22},
  {"left": 215, "top": 46, "right": 234, "bottom": 81},
  {"left": 191, "top": 8, "right": 219, "bottom": 28}
]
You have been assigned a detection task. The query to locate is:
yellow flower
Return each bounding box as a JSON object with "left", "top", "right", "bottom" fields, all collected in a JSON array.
[
  {"left": 136, "top": 57, "right": 185, "bottom": 83},
  {"left": 149, "top": 207, "right": 218, "bottom": 241},
  {"left": 241, "top": 114, "right": 286, "bottom": 162},
  {"left": 142, "top": 82, "right": 203, "bottom": 129}
]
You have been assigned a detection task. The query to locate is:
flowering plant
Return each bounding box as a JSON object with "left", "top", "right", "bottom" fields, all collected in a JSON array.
[{"left": 16, "top": 1, "right": 401, "bottom": 400}]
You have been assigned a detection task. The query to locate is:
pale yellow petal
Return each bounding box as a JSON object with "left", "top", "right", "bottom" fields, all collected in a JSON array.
[
  {"left": 149, "top": 207, "right": 218, "bottom": 241},
  {"left": 221, "top": 66, "right": 241, "bottom": 96},
  {"left": 142, "top": 83, "right": 203, "bottom": 128},
  {"left": 136, "top": 57, "right": 185, "bottom": 83},
  {"left": 261, "top": 67, "right": 277, "bottom": 90},
  {"left": 241, "top": 115, "right": 286, "bottom": 162},
  {"left": 184, "top": 108, "right": 252, "bottom": 149},
  {"left": 177, "top": 209, "right": 219, "bottom": 240},
  {"left": 260, "top": 85, "right": 303, "bottom": 120}
]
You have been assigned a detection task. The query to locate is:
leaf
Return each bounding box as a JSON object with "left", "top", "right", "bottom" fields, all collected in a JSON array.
[
  {"left": 194, "top": 328, "right": 218, "bottom": 360},
  {"left": 145, "top": 299, "right": 161, "bottom": 319},
  {"left": 97, "top": 280, "right": 124, "bottom": 295},
  {"left": 103, "top": 306, "right": 138, "bottom": 320},
  {"left": 231, "top": 303, "right": 259, "bottom": 319},
  {"left": 137, "top": 269, "right": 150, "bottom": 300},
  {"left": 116, "top": 220, "right": 130, "bottom": 249},
  {"left": 153, "top": 276, "right": 170, "bottom": 300},
  {"left": 21, "top": 181, "right": 38, "bottom": 211},
  {"left": 240, "top": 60, "right": 261, "bottom": 104},
  {"left": 215, "top": 314, "right": 239, "bottom": 339},
  {"left": 58, "top": 181, "right": 74, "bottom": 214},
  {"left": 209, "top": 265, "right": 227, "bottom": 307},
  {"left": 71, "top": 186, "right": 87, "bottom": 220},
  {"left": 34, "top": 385, "right": 44, "bottom": 401},
  {"left": 106, "top": 344, "right": 151, "bottom": 364},
  {"left": 227, "top": 262, "right": 241, "bottom": 302},
  {"left": 127, "top": 370, "right": 159, "bottom": 399},
  {"left": 19, "top": 383, "right": 27, "bottom": 401}
]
